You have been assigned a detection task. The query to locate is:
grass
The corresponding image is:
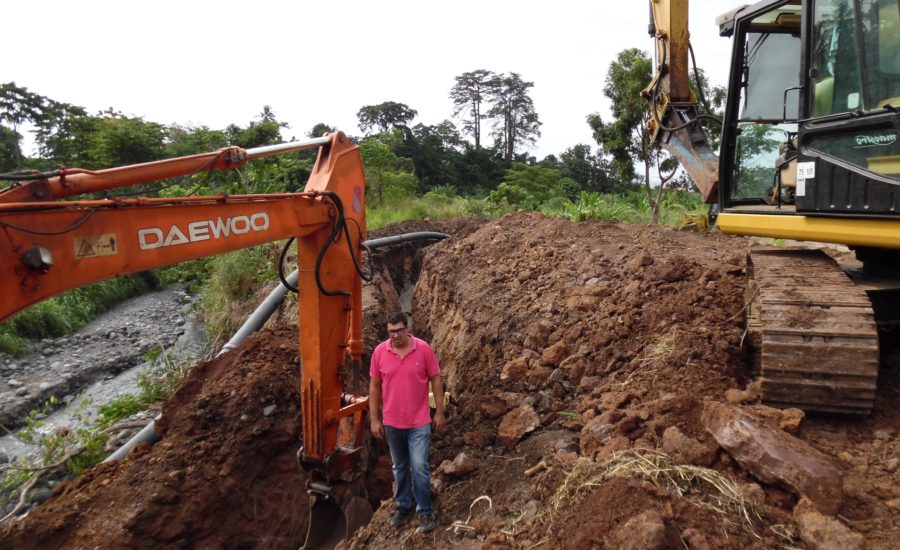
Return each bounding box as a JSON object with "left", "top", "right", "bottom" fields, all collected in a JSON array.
[
  {"left": 619, "top": 328, "right": 678, "bottom": 387},
  {"left": 639, "top": 328, "right": 678, "bottom": 369},
  {"left": 0, "top": 273, "right": 161, "bottom": 356},
  {"left": 367, "top": 193, "right": 484, "bottom": 229},
  {"left": 194, "top": 244, "right": 281, "bottom": 349},
  {"left": 546, "top": 450, "right": 761, "bottom": 539}
]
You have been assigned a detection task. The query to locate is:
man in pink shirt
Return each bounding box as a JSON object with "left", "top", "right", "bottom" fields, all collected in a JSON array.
[{"left": 369, "top": 311, "right": 446, "bottom": 534}]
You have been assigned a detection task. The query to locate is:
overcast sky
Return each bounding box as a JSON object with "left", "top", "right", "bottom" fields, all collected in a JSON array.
[{"left": 4, "top": 0, "right": 749, "bottom": 159}]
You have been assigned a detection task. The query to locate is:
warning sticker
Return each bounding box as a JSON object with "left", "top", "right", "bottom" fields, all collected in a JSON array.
[{"left": 74, "top": 234, "right": 119, "bottom": 259}]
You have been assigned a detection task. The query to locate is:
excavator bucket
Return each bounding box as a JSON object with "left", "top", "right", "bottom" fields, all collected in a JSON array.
[{"left": 302, "top": 494, "right": 373, "bottom": 550}]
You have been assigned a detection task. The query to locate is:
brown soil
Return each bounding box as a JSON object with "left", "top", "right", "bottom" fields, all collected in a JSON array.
[{"left": 2, "top": 213, "right": 898, "bottom": 549}]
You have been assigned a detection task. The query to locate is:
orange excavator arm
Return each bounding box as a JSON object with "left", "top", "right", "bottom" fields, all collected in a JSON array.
[{"left": 0, "top": 133, "right": 371, "bottom": 544}]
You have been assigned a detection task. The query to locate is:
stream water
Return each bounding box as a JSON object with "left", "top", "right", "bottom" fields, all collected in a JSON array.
[{"left": 0, "top": 291, "right": 206, "bottom": 463}]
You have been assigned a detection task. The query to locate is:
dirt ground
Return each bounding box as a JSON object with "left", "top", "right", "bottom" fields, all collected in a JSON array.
[{"left": 1, "top": 213, "right": 897, "bottom": 549}]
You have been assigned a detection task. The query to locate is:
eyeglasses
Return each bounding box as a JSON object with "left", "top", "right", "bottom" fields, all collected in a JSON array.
[{"left": 388, "top": 328, "right": 407, "bottom": 336}]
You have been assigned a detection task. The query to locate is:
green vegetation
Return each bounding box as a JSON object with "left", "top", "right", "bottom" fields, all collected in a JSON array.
[
  {"left": 195, "top": 244, "right": 280, "bottom": 344},
  {"left": 0, "top": 59, "right": 715, "bottom": 356},
  {"left": 368, "top": 193, "right": 480, "bottom": 229},
  {"left": 0, "top": 347, "right": 194, "bottom": 516},
  {"left": 0, "top": 274, "right": 160, "bottom": 356},
  {"left": 0, "top": 55, "right": 714, "bottom": 487}
]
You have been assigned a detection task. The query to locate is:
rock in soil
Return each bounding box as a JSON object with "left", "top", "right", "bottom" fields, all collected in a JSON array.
[
  {"left": 703, "top": 401, "right": 843, "bottom": 514},
  {"left": 4, "top": 215, "right": 900, "bottom": 549}
]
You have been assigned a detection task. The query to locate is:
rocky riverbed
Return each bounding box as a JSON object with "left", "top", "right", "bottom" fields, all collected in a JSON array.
[{"left": 0, "top": 285, "right": 198, "bottom": 436}]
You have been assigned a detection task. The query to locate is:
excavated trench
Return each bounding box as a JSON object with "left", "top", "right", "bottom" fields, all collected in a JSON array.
[
  {"left": 3, "top": 215, "right": 899, "bottom": 549},
  {"left": 0, "top": 219, "right": 476, "bottom": 549}
]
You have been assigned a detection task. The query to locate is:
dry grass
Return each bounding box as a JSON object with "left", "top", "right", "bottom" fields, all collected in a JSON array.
[
  {"left": 768, "top": 524, "right": 803, "bottom": 550},
  {"left": 639, "top": 328, "right": 678, "bottom": 368},
  {"left": 621, "top": 328, "right": 678, "bottom": 386},
  {"left": 545, "top": 450, "right": 761, "bottom": 539}
]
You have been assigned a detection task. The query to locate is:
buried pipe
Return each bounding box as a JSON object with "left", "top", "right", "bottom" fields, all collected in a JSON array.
[
  {"left": 217, "top": 270, "right": 299, "bottom": 357},
  {"left": 104, "top": 231, "right": 449, "bottom": 463},
  {"left": 363, "top": 231, "right": 448, "bottom": 250}
]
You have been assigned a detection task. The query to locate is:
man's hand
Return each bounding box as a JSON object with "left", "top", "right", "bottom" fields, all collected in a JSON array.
[
  {"left": 433, "top": 411, "right": 447, "bottom": 433},
  {"left": 370, "top": 418, "right": 385, "bottom": 440}
]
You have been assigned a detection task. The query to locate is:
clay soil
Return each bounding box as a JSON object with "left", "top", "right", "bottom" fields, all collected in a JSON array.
[{"left": 1, "top": 213, "right": 898, "bottom": 549}]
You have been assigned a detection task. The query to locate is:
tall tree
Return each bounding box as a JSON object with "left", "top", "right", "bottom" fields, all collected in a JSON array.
[
  {"left": 486, "top": 73, "right": 541, "bottom": 163},
  {"left": 450, "top": 70, "right": 495, "bottom": 150},
  {"left": 358, "top": 138, "right": 417, "bottom": 205},
  {"left": 357, "top": 102, "right": 417, "bottom": 135},
  {"left": 226, "top": 106, "right": 285, "bottom": 149},
  {"left": 166, "top": 124, "right": 228, "bottom": 157},
  {"left": 410, "top": 120, "right": 464, "bottom": 190},
  {"left": 0, "top": 82, "right": 82, "bottom": 168},
  {"left": 587, "top": 49, "right": 651, "bottom": 185},
  {"left": 0, "top": 82, "right": 51, "bottom": 135},
  {"left": 0, "top": 125, "right": 20, "bottom": 172},
  {"left": 35, "top": 102, "right": 94, "bottom": 166},
  {"left": 559, "top": 144, "right": 615, "bottom": 193},
  {"left": 307, "top": 123, "right": 335, "bottom": 138},
  {"left": 589, "top": 48, "right": 724, "bottom": 222},
  {"left": 89, "top": 115, "right": 167, "bottom": 167},
  {"left": 588, "top": 48, "right": 666, "bottom": 220}
]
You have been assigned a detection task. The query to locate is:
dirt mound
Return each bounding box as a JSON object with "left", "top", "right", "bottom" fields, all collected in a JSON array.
[
  {"left": 1, "top": 326, "right": 307, "bottom": 549},
  {"left": 3, "top": 213, "right": 897, "bottom": 549}
]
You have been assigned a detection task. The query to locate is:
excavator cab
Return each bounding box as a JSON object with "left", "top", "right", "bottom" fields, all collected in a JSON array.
[
  {"left": 647, "top": 0, "right": 900, "bottom": 414},
  {"left": 719, "top": 0, "right": 900, "bottom": 217},
  {"left": 705, "top": 0, "right": 900, "bottom": 415}
]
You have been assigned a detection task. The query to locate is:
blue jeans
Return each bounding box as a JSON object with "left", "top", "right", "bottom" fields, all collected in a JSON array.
[{"left": 384, "top": 423, "right": 432, "bottom": 516}]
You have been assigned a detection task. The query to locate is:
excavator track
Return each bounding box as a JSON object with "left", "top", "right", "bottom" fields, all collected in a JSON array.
[{"left": 747, "top": 248, "right": 880, "bottom": 416}]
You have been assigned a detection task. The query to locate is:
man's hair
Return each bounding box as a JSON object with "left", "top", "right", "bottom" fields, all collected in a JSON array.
[{"left": 386, "top": 311, "right": 408, "bottom": 327}]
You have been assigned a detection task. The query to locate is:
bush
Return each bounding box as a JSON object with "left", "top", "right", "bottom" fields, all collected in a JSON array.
[
  {"left": 0, "top": 273, "right": 160, "bottom": 354},
  {"left": 424, "top": 184, "right": 458, "bottom": 199},
  {"left": 367, "top": 194, "right": 482, "bottom": 229},
  {"left": 0, "top": 326, "right": 27, "bottom": 356},
  {"left": 565, "top": 191, "right": 637, "bottom": 222},
  {"left": 195, "top": 244, "right": 280, "bottom": 341},
  {"left": 488, "top": 163, "right": 569, "bottom": 211},
  {"left": 158, "top": 258, "right": 214, "bottom": 293}
]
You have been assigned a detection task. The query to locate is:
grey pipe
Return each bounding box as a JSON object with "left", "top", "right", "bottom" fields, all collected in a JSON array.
[
  {"left": 363, "top": 231, "right": 449, "bottom": 250},
  {"left": 217, "top": 269, "right": 299, "bottom": 357},
  {"left": 245, "top": 136, "right": 331, "bottom": 159},
  {"left": 104, "top": 231, "right": 449, "bottom": 462},
  {"left": 104, "top": 414, "right": 161, "bottom": 462}
]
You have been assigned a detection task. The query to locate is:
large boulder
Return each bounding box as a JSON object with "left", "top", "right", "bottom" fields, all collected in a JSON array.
[
  {"left": 478, "top": 395, "right": 510, "bottom": 419},
  {"left": 498, "top": 404, "right": 540, "bottom": 449},
  {"left": 702, "top": 402, "right": 843, "bottom": 514}
]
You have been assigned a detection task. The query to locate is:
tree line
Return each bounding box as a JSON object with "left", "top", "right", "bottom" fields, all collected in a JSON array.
[{"left": 1, "top": 52, "right": 722, "bottom": 220}]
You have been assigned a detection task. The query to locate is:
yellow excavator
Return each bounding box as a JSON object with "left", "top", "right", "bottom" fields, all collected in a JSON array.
[{"left": 646, "top": 0, "right": 900, "bottom": 415}]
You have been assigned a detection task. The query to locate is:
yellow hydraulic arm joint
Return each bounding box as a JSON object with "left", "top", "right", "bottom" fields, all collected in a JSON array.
[{"left": 642, "top": 0, "right": 719, "bottom": 204}]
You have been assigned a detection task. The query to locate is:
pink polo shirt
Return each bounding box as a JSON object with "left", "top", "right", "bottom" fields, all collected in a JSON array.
[{"left": 370, "top": 335, "right": 441, "bottom": 429}]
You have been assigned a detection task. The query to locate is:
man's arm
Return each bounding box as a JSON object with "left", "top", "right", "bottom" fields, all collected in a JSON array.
[
  {"left": 430, "top": 374, "right": 446, "bottom": 432},
  {"left": 369, "top": 376, "right": 385, "bottom": 440}
]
